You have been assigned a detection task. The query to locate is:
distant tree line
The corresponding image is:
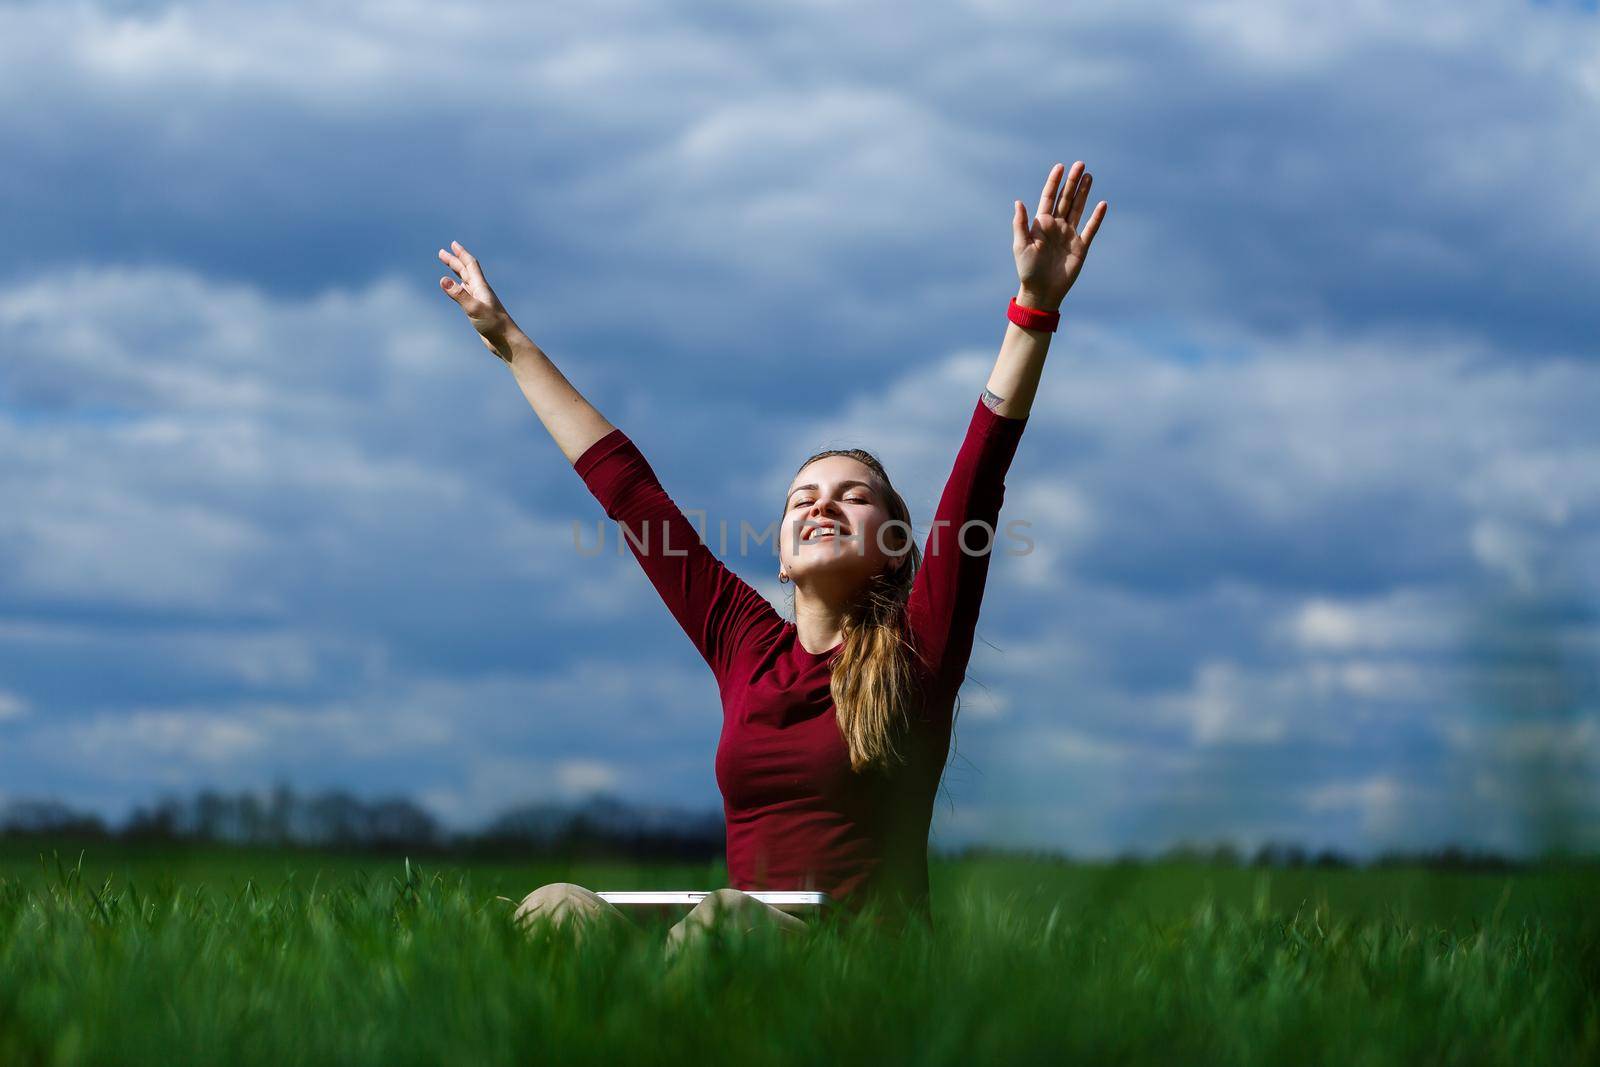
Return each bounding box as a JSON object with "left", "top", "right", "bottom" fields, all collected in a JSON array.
[
  {"left": 0, "top": 784, "right": 726, "bottom": 862},
  {"left": 3, "top": 788, "right": 1590, "bottom": 868},
  {"left": 948, "top": 838, "right": 1595, "bottom": 871}
]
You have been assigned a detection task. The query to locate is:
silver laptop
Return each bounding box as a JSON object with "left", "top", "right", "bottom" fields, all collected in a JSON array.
[{"left": 596, "top": 890, "right": 833, "bottom": 922}]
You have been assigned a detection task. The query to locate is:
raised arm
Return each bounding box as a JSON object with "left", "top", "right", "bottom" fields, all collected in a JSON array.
[
  {"left": 572, "top": 428, "right": 781, "bottom": 679},
  {"left": 436, "top": 239, "right": 616, "bottom": 463},
  {"left": 905, "top": 160, "right": 1108, "bottom": 698},
  {"left": 904, "top": 394, "right": 1029, "bottom": 695},
  {"left": 435, "top": 239, "right": 779, "bottom": 678}
]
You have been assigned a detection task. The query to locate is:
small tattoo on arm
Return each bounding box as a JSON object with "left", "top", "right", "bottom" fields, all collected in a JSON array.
[{"left": 981, "top": 388, "right": 1006, "bottom": 412}]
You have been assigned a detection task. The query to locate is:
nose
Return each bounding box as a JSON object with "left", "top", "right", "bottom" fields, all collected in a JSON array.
[
  {"left": 798, "top": 499, "right": 840, "bottom": 543},
  {"left": 808, "top": 498, "right": 843, "bottom": 525}
]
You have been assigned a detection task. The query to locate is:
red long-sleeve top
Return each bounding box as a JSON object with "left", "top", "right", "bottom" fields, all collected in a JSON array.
[{"left": 573, "top": 394, "right": 1027, "bottom": 928}]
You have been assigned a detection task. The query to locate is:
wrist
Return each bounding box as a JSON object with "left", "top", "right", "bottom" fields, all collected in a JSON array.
[
  {"left": 496, "top": 325, "right": 535, "bottom": 363},
  {"left": 1016, "top": 285, "right": 1062, "bottom": 312}
]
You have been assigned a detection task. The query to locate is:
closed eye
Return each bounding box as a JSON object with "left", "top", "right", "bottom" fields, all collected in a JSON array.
[{"left": 793, "top": 496, "right": 870, "bottom": 508}]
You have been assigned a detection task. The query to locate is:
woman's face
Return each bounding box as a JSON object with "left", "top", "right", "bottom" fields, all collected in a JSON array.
[{"left": 780, "top": 455, "right": 906, "bottom": 587}]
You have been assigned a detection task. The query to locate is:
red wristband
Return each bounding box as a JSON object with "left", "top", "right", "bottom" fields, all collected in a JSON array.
[{"left": 1008, "top": 296, "right": 1061, "bottom": 332}]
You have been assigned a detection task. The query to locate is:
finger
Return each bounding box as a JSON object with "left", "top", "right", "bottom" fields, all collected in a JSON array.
[
  {"left": 1054, "top": 161, "right": 1085, "bottom": 218},
  {"left": 1066, "top": 171, "right": 1091, "bottom": 230},
  {"left": 1034, "top": 162, "right": 1064, "bottom": 221},
  {"left": 451, "top": 240, "right": 488, "bottom": 290},
  {"left": 1012, "top": 200, "right": 1029, "bottom": 247},
  {"left": 1081, "top": 200, "right": 1108, "bottom": 249},
  {"left": 438, "top": 247, "right": 467, "bottom": 280},
  {"left": 440, "top": 276, "right": 468, "bottom": 301}
]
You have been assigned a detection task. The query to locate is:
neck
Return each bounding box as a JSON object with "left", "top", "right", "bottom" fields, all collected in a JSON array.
[{"left": 791, "top": 583, "right": 854, "bottom": 654}]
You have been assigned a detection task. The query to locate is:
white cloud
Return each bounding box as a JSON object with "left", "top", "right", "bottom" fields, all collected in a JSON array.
[
  {"left": 0, "top": 0, "right": 493, "bottom": 106},
  {"left": 16, "top": 650, "right": 723, "bottom": 813},
  {"left": 64, "top": 700, "right": 458, "bottom": 770},
  {"left": 1302, "top": 774, "right": 1408, "bottom": 839},
  {"left": 1470, "top": 518, "right": 1544, "bottom": 594},
  {"left": 72, "top": 709, "right": 267, "bottom": 766},
  {"left": 1326, "top": 660, "right": 1428, "bottom": 701},
  {"left": 0, "top": 690, "right": 29, "bottom": 722},
  {"left": 1038, "top": 727, "right": 1140, "bottom": 767},
  {"left": 0, "top": 266, "right": 619, "bottom": 614},
  {"left": 1179, "top": 660, "right": 1293, "bottom": 745},
  {"left": 1002, "top": 483, "right": 1097, "bottom": 587},
  {"left": 554, "top": 758, "right": 622, "bottom": 795},
  {"left": 417, "top": 755, "right": 629, "bottom": 831},
  {"left": 1440, "top": 714, "right": 1600, "bottom": 764},
  {"left": 4, "top": 483, "right": 280, "bottom": 612},
  {"left": 1160, "top": 653, "right": 1443, "bottom": 747},
  {"left": 1180, "top": 0, "right": 1505, "bottom": 72},
  {"left": 1282, "top": 591, "right": 1460, "bottom": 653}
]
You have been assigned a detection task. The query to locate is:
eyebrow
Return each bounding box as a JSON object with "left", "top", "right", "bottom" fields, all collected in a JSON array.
[{"left": 787, "top": 479, "right": 875, "bottom": 501}]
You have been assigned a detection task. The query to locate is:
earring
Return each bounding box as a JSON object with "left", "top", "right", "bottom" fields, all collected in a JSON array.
[{"left": 779, "top": 573, "right": 789, "bottom": 584}]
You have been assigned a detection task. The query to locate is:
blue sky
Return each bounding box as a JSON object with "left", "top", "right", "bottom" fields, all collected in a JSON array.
[{"left": 2, "top": 0, "right": 1597, "bottom": 859}]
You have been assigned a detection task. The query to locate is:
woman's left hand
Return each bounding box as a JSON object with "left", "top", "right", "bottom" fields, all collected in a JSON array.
[{"left": 1012, "top": 161, "right": 1107, "bottom": 310}]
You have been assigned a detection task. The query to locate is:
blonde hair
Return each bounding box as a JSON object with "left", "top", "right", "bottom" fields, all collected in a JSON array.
[{"left": 785, "top": 447, "right": 924, "bottom": 774}]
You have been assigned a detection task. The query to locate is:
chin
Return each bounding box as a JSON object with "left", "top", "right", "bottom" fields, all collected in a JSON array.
[{"left": 790, "top": 553, "right": 880, "bottom": 582}]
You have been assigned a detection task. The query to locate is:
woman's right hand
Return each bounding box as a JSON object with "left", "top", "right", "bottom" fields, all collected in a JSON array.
[{"left": 438, "top": 240, "right": 521, "bottom": 362}]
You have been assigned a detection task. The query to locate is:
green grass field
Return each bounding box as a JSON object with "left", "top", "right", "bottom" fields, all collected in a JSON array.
[{"left": 1, "top": 839, "right": 1595, "bottom": 1065}]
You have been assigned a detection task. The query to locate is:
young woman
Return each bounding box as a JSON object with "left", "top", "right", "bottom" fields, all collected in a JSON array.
[{"left": 438, "top": 161, "right": 1107, "bottom": 945}]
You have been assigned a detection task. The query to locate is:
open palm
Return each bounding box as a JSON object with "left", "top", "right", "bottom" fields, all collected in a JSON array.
[{"left": 1013, "top": 161, "right": 1107, "bottom": 309}]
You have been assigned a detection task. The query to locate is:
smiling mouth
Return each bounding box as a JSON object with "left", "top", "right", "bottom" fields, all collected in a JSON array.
[{"left": 803, "top": 525, "right": 846, "bottom": 542}]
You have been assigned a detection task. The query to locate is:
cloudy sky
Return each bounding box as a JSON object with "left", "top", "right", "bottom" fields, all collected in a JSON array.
[{"left": 2, "top": 0, "right": 1597, "bottom": 859}]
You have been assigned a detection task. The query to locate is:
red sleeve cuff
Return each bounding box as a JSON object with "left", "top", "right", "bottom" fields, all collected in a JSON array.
[
  {"left": 971, "top": 393, "right": 1029, "bottom": 434},
  {"left": 573, "top": 427, "right": 632, "bottom": 480}
]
